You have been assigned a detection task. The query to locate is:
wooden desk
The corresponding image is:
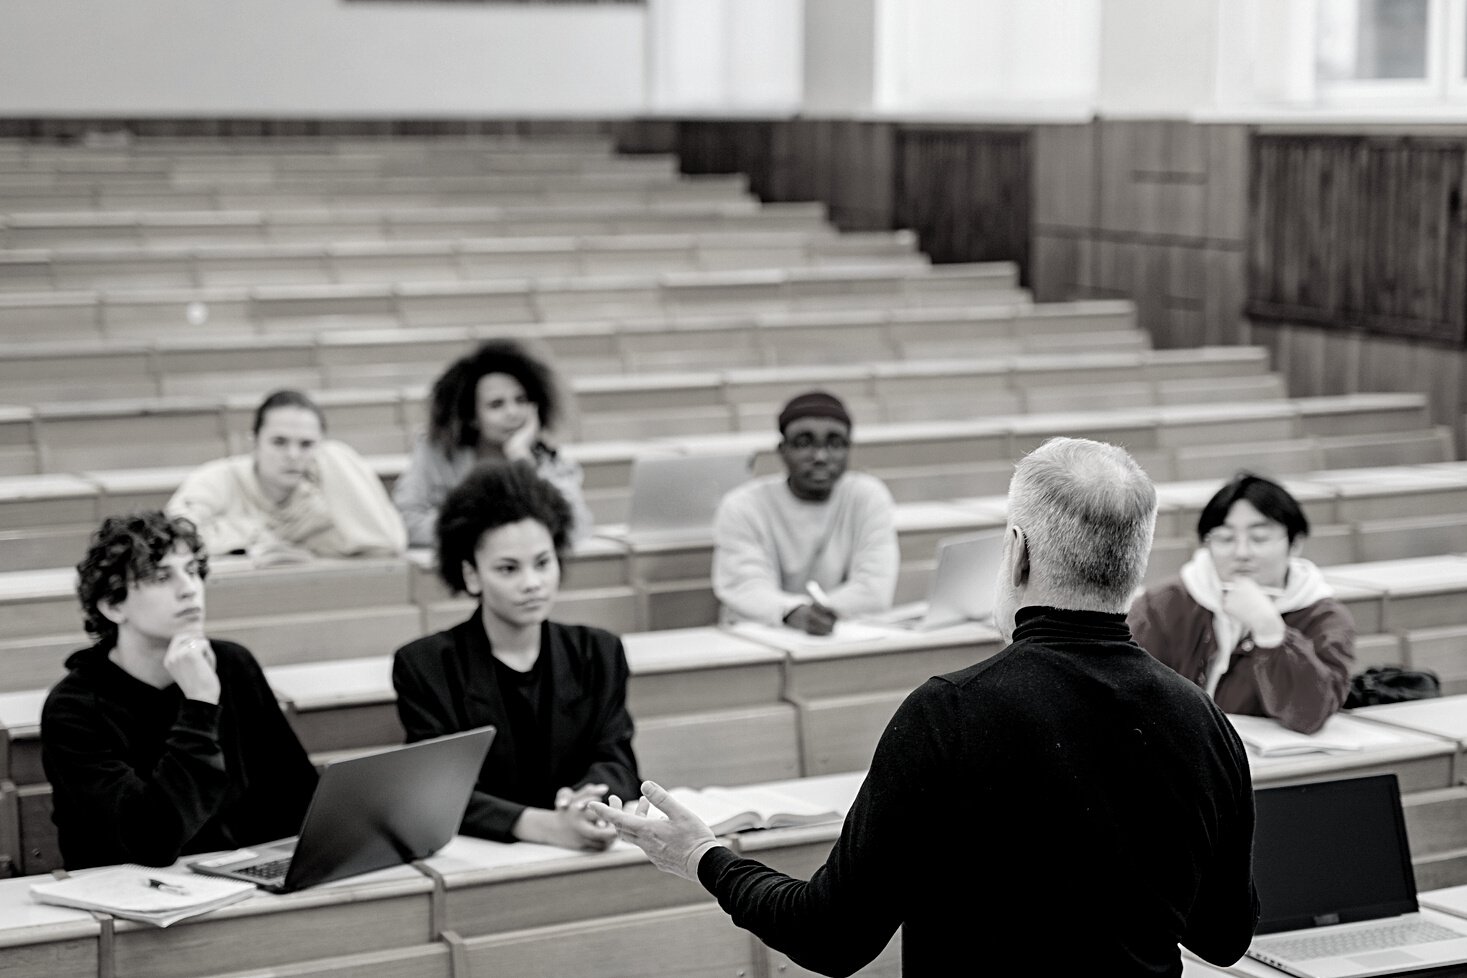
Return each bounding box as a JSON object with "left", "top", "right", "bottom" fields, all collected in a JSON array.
[
  {"left": 0, "top": 690, "right": 44, "bottom": 788},
  {"left": 736, "top": 621, "right": 1004, "bottom": 776},
  {"left": 0, "top": 874, "right": 100, "bottom": 978},
  {"left": 623, "top": 627, "right": 784, "bottom": 718},
  {"left": 267, "top": 656, "right": 402, "bottom": 756},
  {"left": 1245, "top": 715, "right": 1457, "bottom": 794},
  {"left": 109, "top": 864, "right": 434, "bottom": 978},
  {"left": 1352, "top": 696, "right": 1467, "bottom": 888},
  {"left": 1353, "top": 696, "right": 1467, "bottom": 780},
  {"left": 1326, "top": 556, "right": 1467, "bottom": 632}
]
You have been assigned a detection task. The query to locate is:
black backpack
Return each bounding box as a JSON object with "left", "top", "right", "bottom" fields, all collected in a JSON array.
[{"left": 1343, "top": 666, "right": 1442, "bottom": 709}]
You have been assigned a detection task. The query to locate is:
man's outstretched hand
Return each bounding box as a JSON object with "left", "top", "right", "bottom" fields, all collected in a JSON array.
[{"left": 589, "top": 781, "right": 721, "bottom": 882}]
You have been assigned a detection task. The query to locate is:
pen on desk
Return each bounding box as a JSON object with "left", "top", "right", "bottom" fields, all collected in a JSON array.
[
  {"left": 143, "top": 877, "right": 190, "bottom": 896},
  {"left": 805, "top": 581, "right": 832, "bottom": 608}
]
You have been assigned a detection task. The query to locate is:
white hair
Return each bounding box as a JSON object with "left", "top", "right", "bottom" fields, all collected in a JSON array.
[{"left": 1007, "top": 437, "right": 1157, "bottom": 611}]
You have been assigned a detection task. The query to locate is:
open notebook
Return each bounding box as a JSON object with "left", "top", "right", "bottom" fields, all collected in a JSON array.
[
  {"left": 30, "top": 866, "right": 254, "bottom": 928},
  {"left": 658, "top": 784, "right": 843, "bottom": 834}
]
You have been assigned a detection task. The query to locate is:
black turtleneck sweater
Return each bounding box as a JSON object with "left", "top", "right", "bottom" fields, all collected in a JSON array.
[
  {"left": 41, "top": 638, "right": 318, "bottom": 870},
  {"left": 697, "top": 606, "right": 1260, "bottom": 977}
]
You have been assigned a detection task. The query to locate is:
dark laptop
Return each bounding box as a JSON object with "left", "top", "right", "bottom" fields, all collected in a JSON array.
[
  {"left": 1247, "top": 774, "right": 1467, "bottom": 978},
  {"left": 189, "top": 726, "right": 494, "bottom": 893}
]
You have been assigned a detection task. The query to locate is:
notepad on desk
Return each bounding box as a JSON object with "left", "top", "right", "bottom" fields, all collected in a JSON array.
[
  {"left": 1226, "top": 713, "right": 1409, "bottom": 758},
  {"left": 658, "top": 784, "right": 844, "bottom": 834},
  {"left": 727, "top": 619, "right": 895, "bottom": 652},
  {"left": 30, "top": 865, "right": 256, "bottom": 927}
]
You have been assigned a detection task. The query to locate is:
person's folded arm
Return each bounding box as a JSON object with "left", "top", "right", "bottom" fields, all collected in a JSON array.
[
  {"left": 824, "top": 480, "right": 898, "bottom": 618},
  {"left": 1251, "top": 601, "right": 1354, "bottom": 734},
  {"left": 42, "top": 695, "right": 231, "bottom": 867},
  {"left": 166, "top": 461, "right": 265, "bottom": 556},
  {"left": 311, "top": 440, "right": 407, "bottom": 557},
  {"left": 712, "top": 496, "right": 805, "bottom": 625}
]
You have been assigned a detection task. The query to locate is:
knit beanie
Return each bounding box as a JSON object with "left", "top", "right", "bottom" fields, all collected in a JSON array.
[{"left": 777, "top": 390, "right": 852, "bottom": 434}]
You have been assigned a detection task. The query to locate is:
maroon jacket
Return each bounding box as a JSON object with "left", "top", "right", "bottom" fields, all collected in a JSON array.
[{"left": 1127, "top": 579, "right": 1355, "bottom": 734}]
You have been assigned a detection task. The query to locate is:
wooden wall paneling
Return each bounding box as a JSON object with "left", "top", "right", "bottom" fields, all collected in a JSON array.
[
  {"left": 1204, "top": 124, "right": 1250, "bottom": 242},
  {"left": 1250, "top": 134, "right": 1467, "bottom": 346},
  {"left": 1134, "top": 241, "right": 1172, "bottom": 345},
  {"left": 1029, "top": 233, "right": 1081, "bottom": 302},
  {"left": 1093, "top": 237, "right": 1139, "bottom": 301},
  {"left": 1032, "top": 124, "right": 1095, "bottom": 229},
  {"left": 893, "top": 126, "right": 1031, "bottom": 284},
  {"left": 1202, "top": 248, "right": 1248, "bottom": 346}
]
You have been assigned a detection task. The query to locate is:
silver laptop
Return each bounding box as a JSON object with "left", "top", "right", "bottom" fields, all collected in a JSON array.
[
  {"left": 624, "top": 451, "right": 753, "bottom": 539},
  {"left": 871, "top": 528, "right": 1005, "bottom": 631},
  {"left": 1247, "top": 774, "right": 1467, "bottom": 978},
  {"left": 189, "top": 726, "right": 494, "bottom": 893}
]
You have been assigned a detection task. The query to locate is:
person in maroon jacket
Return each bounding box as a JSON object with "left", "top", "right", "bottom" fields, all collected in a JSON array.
[{"left": 1128, "top": 471, "right": 1355, "bottom": 733}]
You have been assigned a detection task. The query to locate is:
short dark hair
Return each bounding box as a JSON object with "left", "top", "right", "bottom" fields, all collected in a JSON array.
[
  {"left": 427, "top": 339, "right": 562, "bottom": 454},
  {"left": 252, "top": 389, "right": 326, "bottom": 436},
  {"left": 1196, "top": 472, "right": 1310, "bottom": 544},
  {"left": 76, "top": 512, "right": 209, "bottom": 643},
  {"left": 435, "top": 460, "right": 573, "bottom": 594}
]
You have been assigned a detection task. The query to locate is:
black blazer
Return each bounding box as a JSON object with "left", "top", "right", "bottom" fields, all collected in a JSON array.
[{"left": 392, "top": 612, "right": 640, "bottom": 842}]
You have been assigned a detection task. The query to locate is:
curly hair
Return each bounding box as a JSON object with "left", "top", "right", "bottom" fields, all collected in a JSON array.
[
  {"left": 76, "top": 511, "right": 208, "bottom": 642},
  {"left": 427, "top": 339, "right": 563, "bottom": 454},
  {"left": 435, "top": 460, "right": 572, "bottom": 594}
]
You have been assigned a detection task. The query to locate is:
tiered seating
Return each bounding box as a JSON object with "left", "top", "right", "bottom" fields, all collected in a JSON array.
[{"left": 1, "top": 134, "right": 1462, "bottom": 893}]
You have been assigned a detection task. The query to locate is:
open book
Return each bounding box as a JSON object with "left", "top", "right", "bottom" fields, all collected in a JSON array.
[
  {"left": 30, "top": 865, "right": 255, "bottom": 927},
  {"left": 659, "top": 784, "right": 844, "bottom": 834},
  {"left": 1226, "top": 713, "right": 1409, "bottom": 758}
]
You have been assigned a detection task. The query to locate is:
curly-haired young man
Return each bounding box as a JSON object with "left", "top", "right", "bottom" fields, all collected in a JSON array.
[{"left": 41, "top": 511, "right": 318, "bottom": 869}]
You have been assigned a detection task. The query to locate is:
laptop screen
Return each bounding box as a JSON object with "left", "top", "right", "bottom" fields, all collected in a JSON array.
[
  {"left": 625, "top": 452, "right": 752, "bottom": 535},
  {"left": 1252, "top": 775, "right": 1419, "bottom": 935}
]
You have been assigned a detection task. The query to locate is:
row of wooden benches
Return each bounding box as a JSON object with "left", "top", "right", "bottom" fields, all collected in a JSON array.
[
  {"left": 0, "top": 199, "right": 835, "bottom": 249},
  {"left": 0, "top": 386, "right": 1443, "bottom": 529},
  {"left": 5, "top": 459, "right": 1467, "bottom": 691},
  {"left": 0, "top": 228, "right": 923, "bottom": 292},
  {"left": 3, "top": 617, "right": 1466, "bottom": 883},
  {"left": 0, "top": 299, "right": 1140, "bottom": 406},
  {"left": 0, "top": 341, "right": 1279, "bottom": 469},
  {"left": 0, "top": 261, "right": 1020, "bottom": 342}
]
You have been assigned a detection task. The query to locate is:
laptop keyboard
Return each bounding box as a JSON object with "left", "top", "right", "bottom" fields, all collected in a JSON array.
[
  {"left": 1255, "top": 918, "right": 1463, "bottom": 961},
  {"left": 232, "top": 857, "right": 292, "bottom": 884}
]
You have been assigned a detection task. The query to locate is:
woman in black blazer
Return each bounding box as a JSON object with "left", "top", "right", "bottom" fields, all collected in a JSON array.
[{"left": 392, "top": 461, "right": 639, "bottom": 850}]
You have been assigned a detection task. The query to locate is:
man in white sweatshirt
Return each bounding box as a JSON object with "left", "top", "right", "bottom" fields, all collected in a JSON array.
[{"left": 712, "top": 390, "right": 898, "bottom": 635}]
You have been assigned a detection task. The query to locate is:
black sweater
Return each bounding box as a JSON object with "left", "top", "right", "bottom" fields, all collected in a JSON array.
[
  {"left": 697, "top": 606, "right": 1260, "bottom": 977},
  {"left": 41, "top": 638, "right": 318, "bottom": 870}
]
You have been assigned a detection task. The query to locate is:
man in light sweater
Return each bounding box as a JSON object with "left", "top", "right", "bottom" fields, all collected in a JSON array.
[{"left": 712, "top": 390, "right": 898, "bottom": 635}]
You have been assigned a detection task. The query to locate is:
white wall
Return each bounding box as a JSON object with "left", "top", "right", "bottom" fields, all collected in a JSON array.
[
  {"left": 646, "top": 0, "right": 803, "bottom": 114},
  {"left": 874, "top": 0, "right": 1100, "bottom": 114},
  {"left": 1095, "top": 0, "right": 1220, "bottom": 116},
  {"left": 804, "top": 0, "right": 880, "bottom": 114},
  {"left": 0, "top": 0, "right": 646, "bottom": 117}
]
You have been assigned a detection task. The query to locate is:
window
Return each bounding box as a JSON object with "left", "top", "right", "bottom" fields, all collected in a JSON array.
[{"left": 1315, "top": 0, "right": 1467, "bottom": 103}]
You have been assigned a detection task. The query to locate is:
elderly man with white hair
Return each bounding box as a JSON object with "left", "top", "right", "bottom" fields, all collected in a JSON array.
[{"left": 594, "top": 437, "right": 1259, "bottom": 977}]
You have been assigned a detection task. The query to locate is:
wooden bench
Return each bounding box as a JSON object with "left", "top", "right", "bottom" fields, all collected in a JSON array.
[{"left": 0, "top": 229, "right": 923, "bottom": 293}]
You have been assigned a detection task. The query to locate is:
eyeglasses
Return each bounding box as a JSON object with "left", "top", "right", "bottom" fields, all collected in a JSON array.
[
  {"left": 1204, "top": 527, "right": 1288, "bottom": 551},
  {"left": 785, "top": 433, "right": 850, "bottom": 455}
]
